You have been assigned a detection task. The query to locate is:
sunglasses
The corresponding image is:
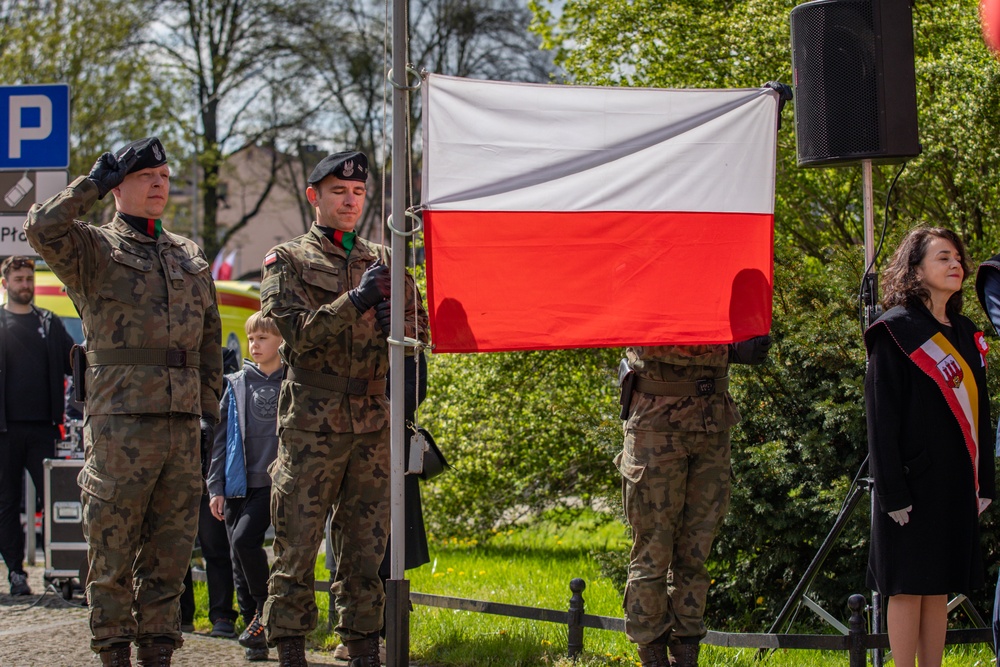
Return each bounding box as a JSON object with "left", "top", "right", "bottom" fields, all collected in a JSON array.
[{"left": 2, "top": 257, "right": 35, "bottom": 276}]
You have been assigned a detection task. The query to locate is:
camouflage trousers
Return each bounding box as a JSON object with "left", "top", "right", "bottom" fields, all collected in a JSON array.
[
  {"left": 79, "top": 414, "right": 202, "bottom": 652},
  {"left": 616, "top": 428, "right": 731, "bottom": 645},
  {"left": 263, "top": 427, "right": 389, "bottom": 643}
]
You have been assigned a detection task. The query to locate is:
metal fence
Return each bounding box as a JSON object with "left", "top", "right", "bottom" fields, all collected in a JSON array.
[{"left": 190, "top": 568, "right": 994, "bottom": 665}]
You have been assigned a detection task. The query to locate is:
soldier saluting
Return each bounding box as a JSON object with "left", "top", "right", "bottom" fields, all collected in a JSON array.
[
  {"left": 24, "top": 137, "right": 223, "bottom": 667},
  {"left": 259, "top": 151, "right": 427, "bottom": 667}
]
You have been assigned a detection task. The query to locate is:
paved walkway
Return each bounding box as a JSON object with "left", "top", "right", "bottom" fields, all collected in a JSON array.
[{"left": 0, "top": 562, "right": 347, "bottom": 667}]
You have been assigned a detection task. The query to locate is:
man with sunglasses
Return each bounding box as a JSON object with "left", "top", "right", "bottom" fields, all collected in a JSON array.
[
  {"left": 24, "top": 137, "right": 223, "bottom": 667},
  {"left": 0, "top": 256, "right": 74, "bottom": 597}
]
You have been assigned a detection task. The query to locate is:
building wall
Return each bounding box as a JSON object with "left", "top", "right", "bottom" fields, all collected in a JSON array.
[{"left": 214, "top": 145, "right": 313, "bottom": 281}]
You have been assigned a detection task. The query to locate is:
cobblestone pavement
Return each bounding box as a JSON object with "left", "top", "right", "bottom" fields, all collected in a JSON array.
[{"left": 0, "top": 562, "right": 348, "bottom": 667}]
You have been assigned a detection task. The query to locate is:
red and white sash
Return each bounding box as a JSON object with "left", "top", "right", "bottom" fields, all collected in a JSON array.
[{"left": 909, "top": 332, "right": 981, "bottom": 497}]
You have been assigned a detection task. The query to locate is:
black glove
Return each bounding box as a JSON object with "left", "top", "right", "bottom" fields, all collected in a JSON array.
[
  {"left": 728, "top": 334, "right": 772, "bottom": 365},
  {"left": 199, "top": 418, "right": 215, "bottom": 464},
  {"left": 763, "top": 81, "right": 793, "bottom": 130},
  {"left": 87, "top": 148, "right": 137, "bottom": 199},
  {"left": 348, "top": 262, "right": 391, "bottom": 313},
  {"left": 374, "top": 300, "right": 392, "bottom": 336}
]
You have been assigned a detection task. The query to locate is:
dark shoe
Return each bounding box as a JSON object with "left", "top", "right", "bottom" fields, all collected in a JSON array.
[
  {"left": 8, "top": 571, "right": 31, "bottom": 596},
  {"left": 668, "top": 641, "right": 700, "bottom": 667},
  {"left": 276, "top": 636, "right": 308, "bottom": 667},
  {"left": 637, "top": 643, "right": 670, "bottom": 667},
  {"left": 135, "top": 643, "right": 173, "bottom": 667},
  {"left": 99, "top": 645, "right": 132, "bottom": 667},
  {"left": 245, "top": 646, "right": 269, "bottom": 661},
  {"left": 238, "top": 612, "right": 267, "bottom": 649},
  {"left": 345, "top": 634, "right": 381, "bottom": 667},
  {"left": 179, "top": 623, "right": 195, "bottom": 633},
  {"left": 210, "top": 618, "right": 237, "bottom": 638}
]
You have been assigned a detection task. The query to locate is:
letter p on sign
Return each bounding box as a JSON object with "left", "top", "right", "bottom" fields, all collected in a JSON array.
[
  {"left": 0, "top": 84, "right": 69, "bottom": 170},
  {"left": 9, "top": 95, "right": 52, "bottom": 158}
]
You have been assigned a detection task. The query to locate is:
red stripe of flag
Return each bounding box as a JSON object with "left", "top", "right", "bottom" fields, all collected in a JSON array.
[{"left": 425, "top": 210, "right": 772, "bottom": 353}]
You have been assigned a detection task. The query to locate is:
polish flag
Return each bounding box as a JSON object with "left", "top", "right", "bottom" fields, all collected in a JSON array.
[
  {"left": 212, "top": 249, "right": 237, "bottom": 280},
  {"left": 420, "top": 74, "right": 779, "bottom": 353}
]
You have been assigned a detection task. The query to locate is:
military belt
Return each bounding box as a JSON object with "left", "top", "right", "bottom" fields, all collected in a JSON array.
[
  {"left": 85, "top": 348, "right": 201, "bottom": 368},
  {"left": 287, "top": 367, "right": 387, "bottom": 396},
  {"left": 634, "top": 375, "right": 729, "bottom": 397}
]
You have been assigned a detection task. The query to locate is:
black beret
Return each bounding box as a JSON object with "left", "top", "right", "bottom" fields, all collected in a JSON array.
[
  {"left": 308, "top": 151, "right": 368, "bottom": 185},
  {"left": 114, "top": 136, "right": 167, "bottom": 175}
]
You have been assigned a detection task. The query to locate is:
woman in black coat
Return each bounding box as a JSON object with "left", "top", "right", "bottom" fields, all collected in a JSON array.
[{"left": 865, "top": 226, "right": 994, "bottom": 667}]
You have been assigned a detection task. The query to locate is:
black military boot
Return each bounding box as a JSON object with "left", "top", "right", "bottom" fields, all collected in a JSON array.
[
  {"left": 98, "top": 644, "right": 132, "bottom": 667},
  {"left": 135, "top": 642, "right": 173, "bottom": 667},
  {"left": 276, "top": 636, "right": 308, "bottom": 667},
  {"left": 345, "top": 633, "right": 381, "bottom": 667},
  {"left": 668, "top": 640, "right": 700, "bottom": 667},
  {"left": 636, "top": 643, "right": 670, "bottom": 667}
]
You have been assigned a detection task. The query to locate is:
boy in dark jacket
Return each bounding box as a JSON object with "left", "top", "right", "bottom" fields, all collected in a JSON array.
[{"left": 207, "top": 312, "right": 283, "bottom": 661}]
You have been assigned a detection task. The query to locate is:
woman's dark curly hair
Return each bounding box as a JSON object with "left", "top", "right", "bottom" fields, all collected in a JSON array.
[{"left": 881, "top": 226, "right": 969, "bottom": 314}]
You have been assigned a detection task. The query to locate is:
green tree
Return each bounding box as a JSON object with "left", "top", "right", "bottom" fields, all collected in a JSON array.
[
  {"left": 524, "top": 0, "right": 1000, "bottom": 630},
  {"left": 420, "top": 346, "right": 623, "bottom": 539},
  {"left": 152, "top": 0, "right": 320, "bottom": 258},
  {"left": 0, "top": 0, "right": 180, "bottom": 221}
]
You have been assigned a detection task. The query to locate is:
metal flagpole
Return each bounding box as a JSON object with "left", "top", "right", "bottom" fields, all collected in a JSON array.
[{"left": 385, "top": 0, "right": 411, "bottom": 658}]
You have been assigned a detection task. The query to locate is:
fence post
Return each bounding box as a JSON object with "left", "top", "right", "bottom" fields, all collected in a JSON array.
[
  {"left": 848, "top": 593, "right": 867, "bottom": 667},
  {"left": 568, "top": 578, "right": 586, "bottom": 659}
]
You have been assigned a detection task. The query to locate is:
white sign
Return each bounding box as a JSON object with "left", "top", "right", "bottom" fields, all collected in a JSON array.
[
  {"left": 0, "top": 169, "right": 67, "bottom": 255},
  {"left": 0, "top": 214, "right": 37, "bottom": 256},
  {"left": 0, "top": 171, "right": 67, "bottom": 213}
]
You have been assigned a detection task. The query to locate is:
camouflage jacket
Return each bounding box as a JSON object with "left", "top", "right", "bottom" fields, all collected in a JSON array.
[
  {"left": 260, "top": 224, "right": 429, "bottom": 434},
  {"left": 23, "top": 176, "right": 223, "bottom": 420},
  {"left": 625, "top": 345, "right": 740, "bottom": 434}
]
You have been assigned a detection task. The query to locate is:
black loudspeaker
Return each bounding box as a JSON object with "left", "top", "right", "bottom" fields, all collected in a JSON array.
[{"left": 790, "top": 0, "right": 921, "bottom": 167}]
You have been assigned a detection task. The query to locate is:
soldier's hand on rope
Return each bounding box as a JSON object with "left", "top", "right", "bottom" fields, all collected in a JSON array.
[
  {"left": 88, "top": 147, "right": 138, "bottom": 199},
  {"left": 375, "top": 300, "right": 392, "bottom": 336},
  {"left": 348, "top": 261, "right": 391, "bottom": 313},
  {"left": 728, "top": 334, "right": 772, "bottom": 365},
  {"left": 888, "top": 505, "right": 912, "bottom": 526}
]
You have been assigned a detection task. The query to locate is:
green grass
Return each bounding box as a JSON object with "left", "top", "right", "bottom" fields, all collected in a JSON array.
[{"left": 190, "top": 510, "right": 995, "bottom": 666}]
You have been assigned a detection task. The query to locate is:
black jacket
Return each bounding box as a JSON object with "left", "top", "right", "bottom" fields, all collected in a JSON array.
[
  {"left": 864, "top": 303, "right": 995, "bottom": 596},
  {"left": 0, "top": 305, "right": 75, "bottom": 431}
]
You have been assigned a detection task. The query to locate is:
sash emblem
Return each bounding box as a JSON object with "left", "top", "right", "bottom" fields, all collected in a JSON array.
[{"left": 937, "top": 354, "right": 963, "bottom": 388}]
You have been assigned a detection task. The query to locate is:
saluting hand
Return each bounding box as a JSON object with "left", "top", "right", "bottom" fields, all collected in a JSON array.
[{"left": 88, "top": 147, "right": 138, "bottom": 199}]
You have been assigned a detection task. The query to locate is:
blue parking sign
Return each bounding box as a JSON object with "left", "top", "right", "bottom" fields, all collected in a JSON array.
[{"left": 0, "top": 84, "right": 70, "bottom": 170}]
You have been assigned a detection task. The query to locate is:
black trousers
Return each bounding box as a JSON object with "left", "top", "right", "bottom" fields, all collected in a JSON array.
[
  {"left": 180, "top": 494, "right": 237, "bottom": 624},
  {"left": 0, "top": 422, "right": 57, "bottom": 574},
  {"left": 225, "top": 486, "right": 272, "bottom": 623}
]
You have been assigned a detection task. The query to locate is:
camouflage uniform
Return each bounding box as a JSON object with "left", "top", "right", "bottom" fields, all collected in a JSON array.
[
  {"left": 24, "top": 176, "right": 223, "bottom": 651},
  {"left": 616, "top": 345, "right": 739, "bottom": 647},
  {"left": 259, "top": 225, "right": 427, "bottom": 642}
]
